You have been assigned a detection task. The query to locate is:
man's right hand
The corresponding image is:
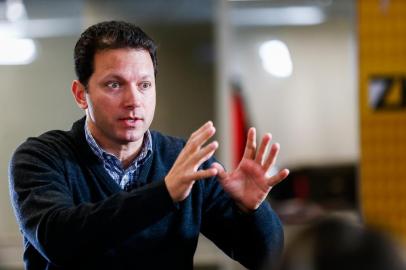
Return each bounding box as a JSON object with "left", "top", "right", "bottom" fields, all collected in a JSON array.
[{"left": 164, "top": 121, "right": 219, "bottom": 202}]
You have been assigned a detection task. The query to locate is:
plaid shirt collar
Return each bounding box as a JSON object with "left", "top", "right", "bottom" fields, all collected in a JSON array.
[{"left": 84, "top": 120, "right": 152, "bottom": 187}]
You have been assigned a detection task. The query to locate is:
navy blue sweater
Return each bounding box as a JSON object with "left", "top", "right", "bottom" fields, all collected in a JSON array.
[{"left": 9, "top": 118, "right": 284, "bottom": 270}]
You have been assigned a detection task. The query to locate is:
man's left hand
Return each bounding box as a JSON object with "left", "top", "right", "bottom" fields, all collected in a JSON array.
[{"left": 211, "top": 127, "right": 289, "bottom": 212}]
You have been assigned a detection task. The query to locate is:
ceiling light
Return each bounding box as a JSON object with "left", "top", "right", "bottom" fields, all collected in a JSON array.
[
  {"left": 6, "top": 1, "right": 26, "bottom": 22},
  {"left": 0, "top": 38, "right": 37, "bottom": 65},
  {"left": 231, "top": 6, "right": 325, "bottom": 26},
  {"left": 259, "top": 40, "right": 293, "bottom": 78}
]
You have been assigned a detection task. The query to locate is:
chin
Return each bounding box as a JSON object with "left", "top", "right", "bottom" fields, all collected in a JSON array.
[
  {"left": 126, "top": 132, "right": 145, "bottom": 142},
  {"left": 115, "top": 128, "right": 146, "bottom": 143}
]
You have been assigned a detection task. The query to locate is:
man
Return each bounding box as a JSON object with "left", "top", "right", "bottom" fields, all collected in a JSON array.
[{"left": 9, "top": 21, "right": 289, "bottom": 270}]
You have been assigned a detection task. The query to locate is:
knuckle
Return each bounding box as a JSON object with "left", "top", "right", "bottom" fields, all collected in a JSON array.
[
  {"left": 190, "top": 140, "right": 198, "bottom": 148},
  {"left": 188, "top": 133, "right": 196, "bottom": 141},
  {"left": 247, "top": 144, "right": 255, "bottom": 151}
]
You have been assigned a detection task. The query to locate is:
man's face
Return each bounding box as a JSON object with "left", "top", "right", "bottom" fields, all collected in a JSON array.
[{"left": 85, "top": 48, "right": 156, "bottom": 150}]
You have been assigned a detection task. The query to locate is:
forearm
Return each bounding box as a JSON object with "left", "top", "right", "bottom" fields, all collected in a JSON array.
[
  {"left": 202, "top": 198, "right": 283, "bottom": 270},
  {"left": 10, "top": 150, "right": 176, "bottom": 267},
  {"left": 232, "top": 201, "right": 284, "bottom": 269},
  {"left": 33, "top": 181, "right": 176, "bottom": 265}
]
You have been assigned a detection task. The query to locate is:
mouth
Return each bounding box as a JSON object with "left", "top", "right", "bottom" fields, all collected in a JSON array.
[{"left": 119, "top": 117, "right": 143, "bottom": 127}]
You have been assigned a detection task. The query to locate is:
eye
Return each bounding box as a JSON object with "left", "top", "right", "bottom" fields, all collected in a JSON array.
[
  {"left": 140, "top": 81, "right": 152, "bottom": 90},
  {"left": 106, "top": 81, "right": 121, "bottom": 90}
]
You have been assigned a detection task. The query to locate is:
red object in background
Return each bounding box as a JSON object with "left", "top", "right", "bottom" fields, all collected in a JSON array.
[
  {"left": 293, "top": 175, "right": 310, "bottom": 200},
  {"left": 231, "top": 89, "right": 248, "bottom": 168}
]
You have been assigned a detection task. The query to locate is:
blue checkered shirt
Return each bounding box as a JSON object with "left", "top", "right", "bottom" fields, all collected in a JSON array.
[{"left": 84, "top": 122, "right": 152, "bottom": 190}]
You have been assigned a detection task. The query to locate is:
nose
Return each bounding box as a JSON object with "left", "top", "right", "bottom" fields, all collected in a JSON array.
[{"left": 123, "top": 83, "right": 142, "bottom": 109}]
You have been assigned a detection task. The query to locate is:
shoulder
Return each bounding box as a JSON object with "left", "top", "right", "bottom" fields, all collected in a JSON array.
[
  {"left": 9, "top": 130, "right": 73, "bottom": 190},
  {"left": 147, "top": 130, "right": 187, "bottom": 171},
  {"left": 12, "top": 118, "right": 86, "bottom": 160},
  {"left": 15, "top": 129, "right": 70, "bottom": 152},
  {"left": 150, "top": 130, "right": 186, "bottom": 154},
  {"left": 10, "top": 129, "right": 75, "bottom": 170},
  {"left": 18, "top": 129, "right": 72, "bottom": 152}
]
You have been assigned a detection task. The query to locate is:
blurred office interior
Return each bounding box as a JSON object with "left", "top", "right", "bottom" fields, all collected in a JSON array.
[{"left": 0, "top": 0, "right": 405, "bottom": 269}]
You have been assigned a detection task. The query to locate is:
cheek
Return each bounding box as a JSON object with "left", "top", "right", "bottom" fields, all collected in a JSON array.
[
  {"left": 149, "top": 91, "right": 156, "bottom": 108},
  {"left": 85, "top": 98, "right": 96, "bottom": 119},
  {"left": 147, "top": 95, "right": 156, "bottom": 116},
  {"left": 87, "top": 97, "right": 111, "bottom": 120}
]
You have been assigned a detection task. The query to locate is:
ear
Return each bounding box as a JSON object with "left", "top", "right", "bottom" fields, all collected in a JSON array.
[{"left": 71, "top": 80, "right": 88, "bottom": 110}]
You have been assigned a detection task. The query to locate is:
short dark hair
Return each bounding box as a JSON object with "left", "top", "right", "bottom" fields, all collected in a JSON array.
[{"left": 74, "top": 21, "right": 158, "bottom": 87}]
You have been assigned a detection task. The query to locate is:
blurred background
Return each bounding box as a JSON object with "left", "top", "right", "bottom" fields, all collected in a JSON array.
[{"left": 0, "top": 0, "right": 405, "bottom": 269}]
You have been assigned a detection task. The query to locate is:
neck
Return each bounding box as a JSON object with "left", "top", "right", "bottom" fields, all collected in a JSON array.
[
  {"left": 86, "top": 120, "right": 144, "bottom": 169},
  {"left": 109, "top": 143, "right": 143, "bottom": 169},
  {"left": 99, "top": 139, "right": 143, "bottom": 169}
]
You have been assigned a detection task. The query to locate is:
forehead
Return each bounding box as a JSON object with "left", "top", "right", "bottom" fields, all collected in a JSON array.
[{"left": 92, "top": 48, "right": 154, "bottom": 77}]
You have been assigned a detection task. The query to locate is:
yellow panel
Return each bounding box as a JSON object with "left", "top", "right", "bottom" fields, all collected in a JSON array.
[{"left": 359, "top": 0, "right": 406, "bottom": 241}]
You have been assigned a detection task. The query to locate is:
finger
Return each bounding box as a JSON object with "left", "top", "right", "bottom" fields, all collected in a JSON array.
[
  {"left": 242, "top": 127, "right": 256, "bottom": 160},
  {"left": 187, "top": 123, "right": 216, "bottom": 151},
  {"left": 194, "top": 141, "right": 219, "bottom": 165},
  {"left": 267, "top": 168, "right": 289, "bottom": 187},
  {"left": 263, "top": 143, "right": 280, "bottom": 171},
  {"left": 254, "top": 133, "right": 272, "bottom": 165},
  {"left": 191, "top": 167, "right": 218, "bottom": 180},
  {"left": 190, "top": 121, "right": 213, "bottom": 139},
  {"left": 211, "top": 162, "right": 227, "bottom": 180}
]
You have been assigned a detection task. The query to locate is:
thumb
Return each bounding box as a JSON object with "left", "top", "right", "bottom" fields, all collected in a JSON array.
[{"left": 211, "top": 162, "right": 227, "bottom": 180}]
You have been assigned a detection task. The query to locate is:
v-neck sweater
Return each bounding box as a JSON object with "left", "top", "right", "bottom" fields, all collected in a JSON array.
[{"left": 9, "top": 117, "right": 284, "bottom": 270}]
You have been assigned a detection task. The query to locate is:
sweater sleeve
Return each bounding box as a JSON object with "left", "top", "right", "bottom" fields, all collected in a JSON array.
[
  {"left": 200, "top": 159, "right": 284, "bottom": 270},
  {"left": 8, "top": 138, "right": 177, "bottom": 266}
]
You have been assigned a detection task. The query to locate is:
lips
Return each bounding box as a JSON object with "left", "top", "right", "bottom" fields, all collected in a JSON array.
[{"left": 119, "top": 117, "right": 143, "bottom": 127}]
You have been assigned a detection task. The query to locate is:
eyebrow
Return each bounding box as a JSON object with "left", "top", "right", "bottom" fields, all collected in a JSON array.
[
  {"left": 139, "top": 74, "right": 153, "bottom": 80},
  {"left": 102, "top": 73, "right": 153, "bottom": 80}
]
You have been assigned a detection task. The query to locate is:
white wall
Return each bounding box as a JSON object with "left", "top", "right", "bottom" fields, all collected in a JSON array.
[
  {"left": 0, "top": 37, "right": 82, "bottom": 237},
  {"left": 230, "top": 19, "right": 358, "bottom": 169}
]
